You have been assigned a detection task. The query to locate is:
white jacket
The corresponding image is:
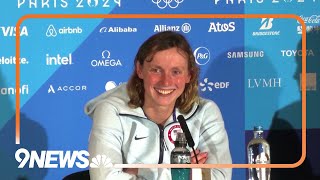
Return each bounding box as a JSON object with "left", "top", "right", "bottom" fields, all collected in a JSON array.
[{"left": 84, "top": 84, "right": 232, "bottom": 180}]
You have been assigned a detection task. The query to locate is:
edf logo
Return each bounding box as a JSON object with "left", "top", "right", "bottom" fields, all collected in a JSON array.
[{"left": 193, "top": 47, "right": 210, "bottom": 65}]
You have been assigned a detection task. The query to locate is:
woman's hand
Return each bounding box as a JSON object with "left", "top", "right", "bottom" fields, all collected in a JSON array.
[
  {"left": 123, "top": 168, "right": 138, "bottom": 175},
  {"left": 191, "top": 149, "right": 208, "bottom": 164}
]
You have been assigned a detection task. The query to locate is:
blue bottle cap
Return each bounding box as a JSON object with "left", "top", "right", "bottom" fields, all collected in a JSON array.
[{"left": 254, "top": 126, "right": 263, "bottom": 132}]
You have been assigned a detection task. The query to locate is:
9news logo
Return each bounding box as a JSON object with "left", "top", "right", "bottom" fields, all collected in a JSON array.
[{"left": 15, "top": 148, "right": 113, "bottom": 168}]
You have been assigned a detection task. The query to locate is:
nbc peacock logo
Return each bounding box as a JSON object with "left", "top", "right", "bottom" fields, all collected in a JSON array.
[{"left": 90, "top": 155, "right": 113, "bottom": 168}]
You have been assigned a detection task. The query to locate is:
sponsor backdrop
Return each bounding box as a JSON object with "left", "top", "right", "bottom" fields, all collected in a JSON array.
[{"left": 0, "top": 0, "right": 319, "bottom": 180}]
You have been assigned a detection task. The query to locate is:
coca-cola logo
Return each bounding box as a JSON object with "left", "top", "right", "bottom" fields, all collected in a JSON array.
[{"left": 298, "top": 15, "right": 320, "bottom": 24}]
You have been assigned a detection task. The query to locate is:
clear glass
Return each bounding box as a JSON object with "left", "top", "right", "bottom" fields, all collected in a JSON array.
[
  {"left": 247, "top": 126, "right": 271, "bottom": 180},
  {"left": 171, "top": 132, "right": 191, "bottom": 180}
]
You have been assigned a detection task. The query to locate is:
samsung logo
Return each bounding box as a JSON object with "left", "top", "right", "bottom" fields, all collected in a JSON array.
[{"left": 227, "top": 51, "right": 264, "bottom": 59}]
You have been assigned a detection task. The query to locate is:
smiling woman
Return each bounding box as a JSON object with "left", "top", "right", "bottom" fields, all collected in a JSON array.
[{"left": 84, "top": 31, "right": 232, "bottom": 180}]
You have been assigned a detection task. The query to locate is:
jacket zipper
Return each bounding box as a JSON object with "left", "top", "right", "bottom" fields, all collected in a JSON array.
[{"left": 158, "top": 124, "right": 164, "bottom": 164}]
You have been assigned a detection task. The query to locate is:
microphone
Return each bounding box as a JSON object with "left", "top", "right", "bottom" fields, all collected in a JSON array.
[{"left": 177, "top": 115, "right": 198, "bottom": 164}]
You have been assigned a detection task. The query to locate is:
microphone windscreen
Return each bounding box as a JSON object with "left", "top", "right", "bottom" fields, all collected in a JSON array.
[{"left": 177, "top": 115, "right": 195, "bottom": 147}]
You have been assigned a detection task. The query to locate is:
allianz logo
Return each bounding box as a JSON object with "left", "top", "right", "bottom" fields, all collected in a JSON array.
[
  {"left": 208, "top": 22, "right": 235, "bottom": 32},
  {"left": 0, "top": 85, "right": 29, "bottom": 95},
  {"left": 48, "top": 84, "right": 87, "bottom": 94},
  {"left": 91, "top": 50, "right": 122, "bottom": 67},
  {"left": 0, "top": 56, "right": 29, "bottom": 65},
  {"left": 0, "top": 26, "right": 28, "bottom": 37},
  {"left": 46, "top": 24, "right": 82, "bottom": 37},
  {"left": 154, "top": 23, "right": 191, "bottom": 33},
  {"left": 252, "top": 18, "right": 280, "bottom": 36},
  {"left": 99, "top": 26, "right": 137, "bottom": 33},
  {"left": 46, "top": 53, "right": 73, "bottom": 65}
]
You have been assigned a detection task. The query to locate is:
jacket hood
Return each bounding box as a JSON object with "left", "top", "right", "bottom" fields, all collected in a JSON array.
[{"left": 84, "top": 83, "right": 131, "bottom": 117}]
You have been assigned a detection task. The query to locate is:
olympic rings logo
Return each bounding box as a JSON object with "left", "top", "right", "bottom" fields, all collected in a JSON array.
[{"left": 151, "top": 0, "right": 184, "bottom": 9}]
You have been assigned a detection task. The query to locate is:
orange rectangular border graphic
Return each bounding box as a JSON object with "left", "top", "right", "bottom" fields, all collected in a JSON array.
[{"left": 15, "top": 14, "right": 307, "bottom": 169}]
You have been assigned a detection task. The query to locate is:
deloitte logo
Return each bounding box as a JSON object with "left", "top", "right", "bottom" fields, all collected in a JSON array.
[
  {"left": 46, "top": 24, "right": 82, "bottom": 37},
  {"left": 193, "top": 47, "right": 210, "bottom": 65},
  {"left": 152, "top": 0, "right": 184, "bottom": 9}
]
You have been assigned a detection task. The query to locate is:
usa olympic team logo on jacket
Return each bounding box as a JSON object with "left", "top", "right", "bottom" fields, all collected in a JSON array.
[{"left": 167, "top": 123, "right": 182, "bottom": 144}]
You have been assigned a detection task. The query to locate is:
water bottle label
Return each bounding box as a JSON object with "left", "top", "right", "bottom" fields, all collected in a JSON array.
[
  {"left": 255, "top": 152, "right": 270, "bottom": 164},
  {"left": 172, "top": 154, "right": 191, "bottom": 164}
]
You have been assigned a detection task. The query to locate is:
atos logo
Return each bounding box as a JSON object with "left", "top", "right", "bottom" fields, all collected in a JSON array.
[
  {"left": 91, "top": 50, "right": 122, "bottom": 67},
  {"left": 208, "top": 22, "right": 235, "bottom": 32},
  {"left": 46, "top": 24, "right": 82, "bottom": 37},
  {"left": 152, "top": 0, "right": 184, "bottom": 9},
  {"left": 193, "top": 47, "right": 210, "bottom": 65},
  {"left": 0, "top": 26, "right": 28, "bottom": 37}
]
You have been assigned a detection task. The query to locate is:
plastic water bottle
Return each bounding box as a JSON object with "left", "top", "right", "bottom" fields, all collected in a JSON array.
[
  {"left": 247, "top": 126, "right": 271, "bottom": 180},
  {"left": 171, "top": 132, "right": 191, "bottom": 180}
]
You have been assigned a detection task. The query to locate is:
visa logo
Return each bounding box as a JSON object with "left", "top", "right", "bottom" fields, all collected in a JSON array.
[{"left": 0, "top": 26, "right": 28, "bottom": 37}]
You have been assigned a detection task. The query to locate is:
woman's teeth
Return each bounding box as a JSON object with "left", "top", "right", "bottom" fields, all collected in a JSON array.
[{"left": 156, "top": 89, "right": 174, "bottom": 95}]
